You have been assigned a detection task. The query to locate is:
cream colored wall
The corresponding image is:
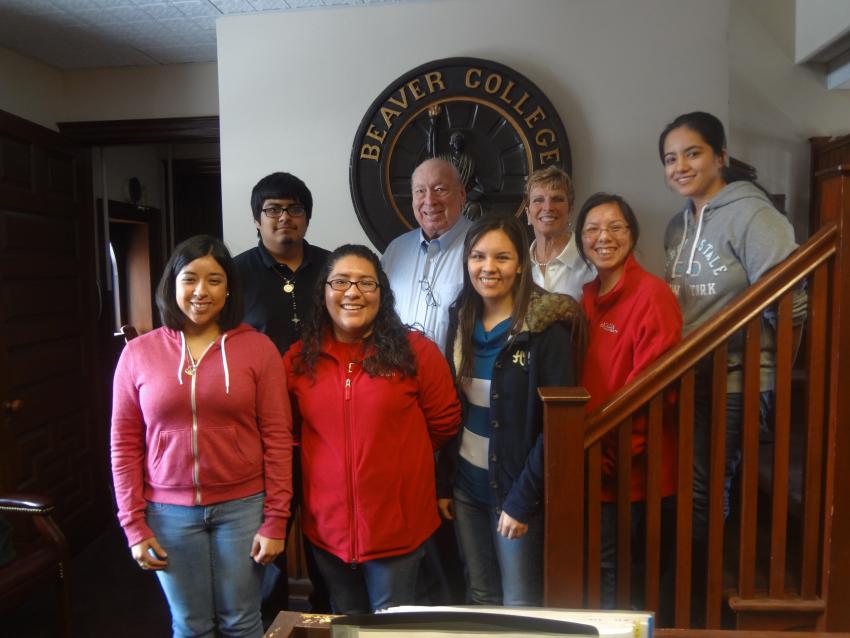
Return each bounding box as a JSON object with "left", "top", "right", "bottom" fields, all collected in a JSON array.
[
  {"left": 795, "top": 0, "right": 850, "bottom": 61},
  {"left": 62, "top": 63, "right": 219, "bottom": 122},
  {"left": 0, "top": 46, "right": 63, "bottom": 131},
  {"left": 217, "top": 0, "right": 729, "bottom": 276},
  {"left": 729, "top": 0, "right": 850, "bottom": 238},
  {"left": 0, "top": 47, "right": 218, "bottom": 128}
]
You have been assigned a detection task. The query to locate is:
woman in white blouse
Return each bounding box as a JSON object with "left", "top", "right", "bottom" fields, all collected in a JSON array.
[{"left": 525, "top": 165, "right": 595, "bottom": 301}]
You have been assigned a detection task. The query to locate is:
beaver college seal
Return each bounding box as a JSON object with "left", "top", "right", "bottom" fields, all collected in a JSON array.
[{"left": 350, "top": 57, "right": 571, "bottom": 251}]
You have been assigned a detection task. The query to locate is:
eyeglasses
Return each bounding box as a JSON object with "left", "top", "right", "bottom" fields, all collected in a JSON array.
[
  {"left": 262, "top": 204, "right": 306, "bottom": 219},
  {"left": 419, "top": 278, "right": 438, "bottom": 307},
  {"left": 581, "top": 223, "right": 630, "bottom": 239},
  {"left": 326, "top": 279, "right": 380, "bottom": 293}
]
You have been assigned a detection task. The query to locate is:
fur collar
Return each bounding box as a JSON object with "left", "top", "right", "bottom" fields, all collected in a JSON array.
[
  {"left": 451, "top": 289, "right": 583, "bottom": 373},
  {"left": 523, "top": 289, "right": 582, "bottom": 334}
]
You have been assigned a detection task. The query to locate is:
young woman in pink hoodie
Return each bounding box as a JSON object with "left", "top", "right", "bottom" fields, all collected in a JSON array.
[{"left": 111, "top": 235, "right": 292, "bottom": 638}]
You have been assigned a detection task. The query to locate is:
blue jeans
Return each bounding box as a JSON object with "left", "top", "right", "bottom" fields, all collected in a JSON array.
[
  {"left": 692, "top": 384, "right": 773, "bottom": 539},
  {"left": 452, "top": 487, "right": 543, "bottom": 606},
  {"left": 311, "top": 543, "right": 425, "bottom": 614},
  {"left": 146, "top": 493, "right": 265, "bottom": 638}
]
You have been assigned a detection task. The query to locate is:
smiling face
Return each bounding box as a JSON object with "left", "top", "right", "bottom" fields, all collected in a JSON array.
[
  {"left": 325, "top": 255, "right": 381, "bottom": 343},
  {"left": 254, "top": 197, "right": 308, "bottom": 252},
  {"left": 467, "top": 229, "right": 521, "bottom": 310},
  {"left": 662, "top": 125, "right": 727, "bottom": 210},
  {"left": 411, "top": 159, "right": 465, "bottom": 240},
  {"left": 580, "top": 202, "right": 633, "bottom": 287},
  {"left": 526, "top": 183, "right": 570, "bottom": 240},
  {"left": 175, "top": 254, "right": 227, "bottom": 333}
]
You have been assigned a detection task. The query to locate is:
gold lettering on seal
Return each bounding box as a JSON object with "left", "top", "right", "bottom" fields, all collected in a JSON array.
[
  {"left": 465, "top": 68, "right": 483, "bottom": 89},
  {"left": 360, "top": 144, "right": 380, "bottom": 161},
  {"left": 380, "top": 106, "right": 402, "bottom": 128},
  {"left": 366, "top": 124, "right": 387, "bottom": 143},
  {"left": 407, "top": 78, "right": 425, "bottom": 100},
  {"left": 483, "top": 73, "right": 502, "bottom": 94},
  {"left": 539, "top": 148, "right": 561, "bottom": 163},
  {"left": 524, "top": 106, "right": 547, "bottom": 128},
  {"left": 424, "top": 71, "right": 445, "bottom": 93}
]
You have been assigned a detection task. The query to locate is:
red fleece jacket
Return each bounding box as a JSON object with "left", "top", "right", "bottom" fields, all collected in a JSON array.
[
  {"left": 111, "top": 324, "right": 292, "bottom": 546},
  {"left": 581, "top": 254, "right": 682, "bottom": 502},
  {"left": 284, "top": 331, "right": 461, "bottom": 564}
]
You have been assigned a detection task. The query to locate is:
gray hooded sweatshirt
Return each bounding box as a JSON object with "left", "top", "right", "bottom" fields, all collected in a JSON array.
[{"left": 663, "top": 180, "right": 806, "bottom": 392}]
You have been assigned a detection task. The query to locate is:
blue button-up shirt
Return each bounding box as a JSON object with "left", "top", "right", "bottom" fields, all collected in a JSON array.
[{"left": 381, "top": 216, "right": 473, "bottom": 353}]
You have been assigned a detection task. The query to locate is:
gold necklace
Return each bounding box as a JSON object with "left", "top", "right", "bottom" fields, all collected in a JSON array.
[
  {"left": 271, "top": 265, "right": 301, "bottom": 325},
  {"left": 184, "top": 338, "right": 217, "bottom": 376}
]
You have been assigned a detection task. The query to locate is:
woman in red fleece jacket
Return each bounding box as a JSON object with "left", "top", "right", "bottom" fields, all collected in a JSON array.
[
  {"left": 283, "top": 244, "right": 461, "bottom": 615},
  {"left": 575, "top": 193, "right": 682, "bottom": 618},
  {"left": 111, "top": 235, "right": 292, "bottom": 638}
]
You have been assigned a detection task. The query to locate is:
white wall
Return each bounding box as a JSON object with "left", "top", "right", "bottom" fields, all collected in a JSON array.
[
  {"left": 795, "top": 0, "right": 850, "bottom": 61},
  {"left": 729, "top": 0, "right": 850, "bottom": 239},
  {"left": 217, "top": 0, "right": 729, "bottom": 276},
  {"left": 0, "top": 46, "right": 63, "bottom": 131}
]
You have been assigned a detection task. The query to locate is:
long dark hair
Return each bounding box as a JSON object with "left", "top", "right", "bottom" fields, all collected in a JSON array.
[
  {"left": 658, "top": 111, "right": 782, "bottom": 210},
  {"left": 453, "top": 215, "right": 535, "bottom": 381},
  {"left": 293, "top": 244, "right": 416, "bottom": 380},
  {"left": 155, "top": 234, "right": 243, "bottom": 331}
]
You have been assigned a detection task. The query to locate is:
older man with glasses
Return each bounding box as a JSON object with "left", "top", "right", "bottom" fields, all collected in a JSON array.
[
  {"left": 381, "top": 158, "right": 473, "bottom": 353},
  {"left": 234, "top": 171, "right": 331, "bottom": 615},
  {"left": 380, "top": 158, "right": 472, "bottom": 606}
]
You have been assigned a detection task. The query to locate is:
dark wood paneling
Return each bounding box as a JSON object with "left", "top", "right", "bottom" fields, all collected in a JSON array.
[
  {"left": 57, "top": 116, "right": 220, "bottom": 145},
  {"left": 0, "top": 107, "right": 110, "bottom": 553}
]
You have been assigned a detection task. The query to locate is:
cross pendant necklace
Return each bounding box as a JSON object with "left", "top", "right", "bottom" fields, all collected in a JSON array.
[{"left": 274, "top": 266, "right": 300, "bottom": 326}]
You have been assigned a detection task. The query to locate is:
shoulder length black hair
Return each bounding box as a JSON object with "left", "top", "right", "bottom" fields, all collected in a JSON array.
[
  {"left": 294, "top": 244, "right": 416, "bottom": 380},
  {"left": 574, "top": 192, "right": 640, "bottom": 268},
  {"left": 452, "top": 214, "right": 534, "bottom": 381},
  {"left": 155, "top": 234, "right": 244, "bottom": 332}
]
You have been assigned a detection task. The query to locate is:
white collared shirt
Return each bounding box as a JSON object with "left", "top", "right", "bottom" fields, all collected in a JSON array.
[
  {"left": 381, "top": 216, "right": 473, "bottom": 353},
  {"left": 529, "top": 233, "right": 596, "bottom": 301}
]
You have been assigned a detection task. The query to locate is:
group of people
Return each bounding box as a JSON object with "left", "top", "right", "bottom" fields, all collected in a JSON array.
[{"left": 109, "top": 111, "right": 804, "bottom": 636}]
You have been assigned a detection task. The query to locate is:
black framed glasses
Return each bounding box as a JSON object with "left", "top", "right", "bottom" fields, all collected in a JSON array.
[
  {"left": 262, "top": 204, "right": 306, "bottom": 219},
  {"left": 326, "top": 279, "right": 380, "bottom": 293}
]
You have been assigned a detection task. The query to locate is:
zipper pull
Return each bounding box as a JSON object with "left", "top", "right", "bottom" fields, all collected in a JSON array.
[{"left": 345, "top": 378, "right": 351, "bottom": 400}]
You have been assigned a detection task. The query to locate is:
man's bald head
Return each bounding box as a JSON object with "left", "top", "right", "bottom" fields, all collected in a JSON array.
[{"left": 410, "top": 158, "right": 466, "bottom": 240}]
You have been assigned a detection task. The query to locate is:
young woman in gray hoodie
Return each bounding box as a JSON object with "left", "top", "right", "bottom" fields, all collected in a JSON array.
[{"left": 659, "top": 111, "right": 805, "bottom": 619}]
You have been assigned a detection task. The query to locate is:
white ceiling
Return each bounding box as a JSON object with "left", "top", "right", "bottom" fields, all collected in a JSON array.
[{"left": 0, "top": 0, "right": 405, "bottom": 68}]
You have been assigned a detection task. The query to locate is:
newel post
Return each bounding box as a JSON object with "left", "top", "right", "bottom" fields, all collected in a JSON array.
[{"left": 540, "top": 386, "right": 591, "bottom": 607}]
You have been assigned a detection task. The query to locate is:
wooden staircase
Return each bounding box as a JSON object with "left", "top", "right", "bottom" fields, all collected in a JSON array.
[{"left": 539, "top": 155, "right": 850, "bottom": 632}]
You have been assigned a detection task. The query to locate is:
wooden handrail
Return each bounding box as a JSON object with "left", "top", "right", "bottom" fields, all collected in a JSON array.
[{"left": 583, "top": 221, "right": 838, "bottom": 448}]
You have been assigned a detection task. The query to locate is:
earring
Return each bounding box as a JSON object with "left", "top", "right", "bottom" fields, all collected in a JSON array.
[{"left": 226, "top": 291, "right": 230, "bottom": 297}]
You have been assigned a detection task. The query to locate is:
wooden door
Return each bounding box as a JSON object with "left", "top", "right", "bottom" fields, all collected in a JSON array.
[{"left": 0, "top": 109, "right": 111, "bottom": 550}]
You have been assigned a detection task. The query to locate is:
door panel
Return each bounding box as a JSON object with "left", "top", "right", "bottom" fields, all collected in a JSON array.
[{"left": 0, "top": 109, "right": 111, "bottom": 550}]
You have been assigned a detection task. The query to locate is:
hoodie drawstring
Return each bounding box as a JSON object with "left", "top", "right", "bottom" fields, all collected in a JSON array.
[
  {"left": 178, "top": 331, "right": 187, "bottom": 385},
  {"left": 220, "top": 333, "right": 230, "bottom": 395},
  {"left": 177, "top": 331, "right": 229, "bottom": 394},
  {"left": 671, "top": 203, "right": 707, "bottom": 279}
]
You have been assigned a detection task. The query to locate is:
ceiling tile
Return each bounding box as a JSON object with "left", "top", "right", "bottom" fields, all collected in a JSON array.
[{"left": 209, "top": 0, "right": 254, "bottom": 14}]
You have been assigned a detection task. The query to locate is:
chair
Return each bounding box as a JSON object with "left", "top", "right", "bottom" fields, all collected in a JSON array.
[{"left": 0, "top": 493, "right": 71, "bottom": 638}]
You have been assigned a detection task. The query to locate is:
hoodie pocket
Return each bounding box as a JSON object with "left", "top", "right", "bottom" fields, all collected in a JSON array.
[
  {"left": 149, "top": 428, "right": 194, "bottom": 488},
  {"left": 197, "top": 425, "right": 260, "bottom": 486}
]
